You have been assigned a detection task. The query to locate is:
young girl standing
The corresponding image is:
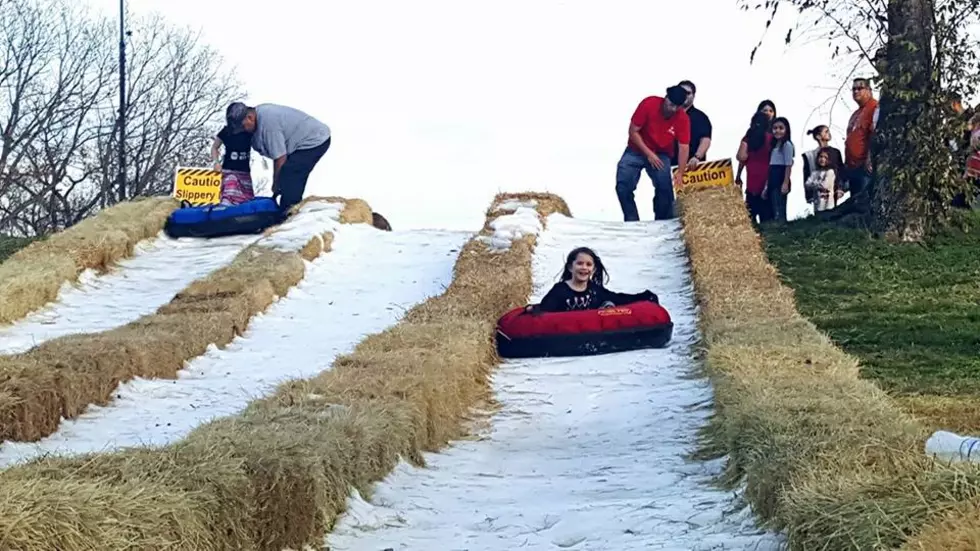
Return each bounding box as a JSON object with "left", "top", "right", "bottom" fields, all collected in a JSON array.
[
  {"left": 764, "top": 117, "right": 794, "bottom": 222},
  {"left": 210, "top": 125, "right": 256, "bottom": 206},
  {"left": 802, "top": 125, "right": 843, "bottom": 205},
  {"left": 804, "top": 147, "right": 837, "bottom": 212},
  {"left": 736, "top": 112, "right": 774, "bottom": 224}
]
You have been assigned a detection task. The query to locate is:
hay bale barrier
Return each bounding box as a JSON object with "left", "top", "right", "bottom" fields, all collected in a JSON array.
[
  {"left": 0, "top": 192, "right": 569, "bottom": 551},
  {"left": 677, "top": 184, "right": 980, "bottom": 549},
  {"left": 0, "top": 197, "right": 371, "bottom": 444},
  {"left": 0, "top": 196, "right": 180, "bottom": 326}
]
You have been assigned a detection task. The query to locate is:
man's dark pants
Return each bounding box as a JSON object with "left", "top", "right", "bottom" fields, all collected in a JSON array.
[
  {"left": 615, "top": 147, "right": 675, "bottom": 221},
  {"left": 277, "top": 136, "right": 332, "bottom": 212}
]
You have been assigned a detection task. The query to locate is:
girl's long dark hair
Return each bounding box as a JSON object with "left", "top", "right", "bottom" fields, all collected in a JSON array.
[
  {"left": 746, "top": 111, "right": 770, "bottom": 152},
  {"left": 757, "top": 99, "right": 777, "bottom": 117},
  {"left": 559, "top": 246, "right": 609, "bottom": 287},
  {"left": 772, "top": 116, "right": 793, "bottom": 150}
]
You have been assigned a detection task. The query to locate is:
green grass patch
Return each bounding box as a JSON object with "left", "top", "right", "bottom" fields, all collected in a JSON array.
[
  {"left": 761, "top": 215, "right": 980, "bottom": 396},
  {"left": 0, "top": 235, "right": 41, "bottom": 264}
]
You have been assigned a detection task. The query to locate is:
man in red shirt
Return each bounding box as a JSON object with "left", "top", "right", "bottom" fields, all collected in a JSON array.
[{"left": 615, "top": 85, "right": 691, "bottom": 221}]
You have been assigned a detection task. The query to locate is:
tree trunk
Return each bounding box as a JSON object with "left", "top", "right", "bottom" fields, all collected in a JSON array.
[{"left": 870, "top": 0, "right": 935, "bottom": 241}]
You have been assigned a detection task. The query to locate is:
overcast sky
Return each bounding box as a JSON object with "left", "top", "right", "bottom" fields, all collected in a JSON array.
[{"left": 84, "top": 0, "right": 869, "bottom": 230}]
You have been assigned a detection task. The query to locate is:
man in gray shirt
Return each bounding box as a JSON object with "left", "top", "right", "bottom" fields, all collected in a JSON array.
[{"left": 225, "top": 102, "right": 332, "bottom": 212}]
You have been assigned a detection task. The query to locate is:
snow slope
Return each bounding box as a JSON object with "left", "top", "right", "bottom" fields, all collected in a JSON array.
[
  {"left": 0, "top": 225, "right": 470, "bottom": 469},
  {"left": 325, "top": 215, "right": 785, "bottom": 550},
  {"left": 0, "top": 232, "right": 262, "bottom": 355}
]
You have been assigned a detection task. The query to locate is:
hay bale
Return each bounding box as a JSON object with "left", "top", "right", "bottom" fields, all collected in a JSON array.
[
  {"left": 902, "top": 497, "right": 980, "bottom": 550},
  {"left": 0, "top": 443, "right": 255, "bottom": 550},
  {"left": 676, "top": 185, "right": 966, "bottom": 548},
  {"left": 0, "top": 191, "right": 569, "bottom": 550},
  {"left": 0, "top": 197, "right": 178, "bottom": 326},
  {"left": 0, "top": 199, "right": 367, "bottom": 444}
]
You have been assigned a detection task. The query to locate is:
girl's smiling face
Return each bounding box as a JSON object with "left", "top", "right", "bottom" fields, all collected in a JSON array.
[
  {"left": 761, "top": 105, "right": 775, "bottom": 120},
  {"left": 772, "top": 121, "right": 787, "bottom": 140},
  {"left": 570, "top": 252, "right": 595, "bottom": 284}
]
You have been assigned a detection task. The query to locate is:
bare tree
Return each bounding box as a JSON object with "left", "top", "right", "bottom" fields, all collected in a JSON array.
[
  {"left": 89, "top": 12, "right": 243, "bottom": 212},
  {"left": 0, "top": 0, "right": 244, "bottom": 236}
]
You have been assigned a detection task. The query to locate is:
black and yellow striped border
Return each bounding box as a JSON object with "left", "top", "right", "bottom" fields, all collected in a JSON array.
[{"left": 175, "top": 167, "right": 221, "bottom": 178}]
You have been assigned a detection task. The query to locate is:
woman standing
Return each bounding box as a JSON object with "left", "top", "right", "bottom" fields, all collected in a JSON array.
[{"left": 736, "top": 112, "right": 774, "bottom": 224}]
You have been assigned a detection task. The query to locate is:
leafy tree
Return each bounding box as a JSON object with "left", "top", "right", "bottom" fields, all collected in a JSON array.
[{"left": 740, "top": 0, "right": 980, "bottom": 240}]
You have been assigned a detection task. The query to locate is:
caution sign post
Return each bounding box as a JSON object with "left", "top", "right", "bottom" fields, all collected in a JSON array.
[
  {"left": 172, "top": 167, "right": 222, "bottom": 205},
  {"left": 672, "top": 158, "right": 735, "bottom": 191}
]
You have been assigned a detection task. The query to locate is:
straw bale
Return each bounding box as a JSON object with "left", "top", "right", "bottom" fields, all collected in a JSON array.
[
  {"left": 0, "top": 442, "right": 256, "bottom": 550},
  {"left": 902, "top": 498, "right": 980, "bottom": 550},
  {"left": 0, "top": 196, "right": 178, "bottom": 326},
  {"left": 676, "top": 184, "right": 952, "bottom": 548},
  {"left": 0, "top": 198, "right": 368, "bottom": 444},
  {"left": 0, "top": 191, "right": 566, "bottom": 550}
]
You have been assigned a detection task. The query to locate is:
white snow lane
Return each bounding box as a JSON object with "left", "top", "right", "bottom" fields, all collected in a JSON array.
[
  {"left": 325, "top": 215, "right": 785, "bottom": 550},
  {"left": 0, "top": 226, "right": 470, "bottom": 469},
  {"left": 0, "top": 232, "right": 262, "bottom": 355}
]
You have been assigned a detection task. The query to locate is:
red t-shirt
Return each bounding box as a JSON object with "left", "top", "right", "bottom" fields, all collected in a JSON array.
[
  {"left": 743, "top": 131, "right": 773, "bottom": 195},
  {"left": 628, "top": 96, "right": 691, "bottom": 156}
]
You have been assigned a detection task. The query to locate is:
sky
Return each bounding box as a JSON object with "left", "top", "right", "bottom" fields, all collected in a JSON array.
[{"left": 83, "top": 0, "right": 873, "bottom": 231}]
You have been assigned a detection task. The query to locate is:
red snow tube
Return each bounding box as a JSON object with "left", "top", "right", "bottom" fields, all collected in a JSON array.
[{"left": 495, "top": 300, "right": 674, "bottom": 358}]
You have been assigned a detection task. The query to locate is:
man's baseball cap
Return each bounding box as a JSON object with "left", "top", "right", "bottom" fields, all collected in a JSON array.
[
  {"left": 665, "top": 85, "right": 687, "bottom": 106},
  {"left": 226, "top": 102, "right": 250, "bottom": 131}
]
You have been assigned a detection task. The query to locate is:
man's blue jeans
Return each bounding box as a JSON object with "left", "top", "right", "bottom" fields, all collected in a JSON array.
[
  {"left": 615, "top": 147, "right": 674, "bottom": 221},
  {"left": 844, "top": 166, "right": 871, "bottom": 198}
]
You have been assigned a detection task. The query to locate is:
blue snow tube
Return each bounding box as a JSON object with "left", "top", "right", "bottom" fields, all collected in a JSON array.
[{"left": 164, "top": 198, "right": 287, "bottom": 239}]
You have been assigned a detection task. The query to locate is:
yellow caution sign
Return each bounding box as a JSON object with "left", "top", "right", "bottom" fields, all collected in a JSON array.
[
  {"left": 672, "top": 158, "right": 735, "bottom": 191},
  {"left": 172, "top": 167, "right": 222, "bottom": 205}
]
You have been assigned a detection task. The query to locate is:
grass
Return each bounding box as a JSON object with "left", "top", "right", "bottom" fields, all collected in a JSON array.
[
  {"left": 753, "top": 209, "right": 980, "bottom": 547},
  {"left": 0, "top": 191, "right": 571, "bottom": 551},
  {"left": 760, "top": 214, "right": 980, "bottom": 397},
  {"left": 0, "top": 197, "right": 179, "bottom": 326},
  {"left": 0, "top": 196, "right": 372, "bottom": 444}
]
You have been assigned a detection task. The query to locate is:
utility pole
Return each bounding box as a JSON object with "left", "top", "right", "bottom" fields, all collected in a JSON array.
[{"left": 117, "top": 0, "right": 127, "bottom": 203}]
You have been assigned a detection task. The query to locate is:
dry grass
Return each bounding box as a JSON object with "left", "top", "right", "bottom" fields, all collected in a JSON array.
[
  {"left": 0, "top": 191, "right": 571, "bottom": 550},
  {"left": 0, "top": 196, "right": 179, "bottom": 326},
  {"left": 0, "top": 197, "right": 370, "bottom": 444},
  {"left": 676, "top": 184, "right": 980, "bottom": 549}
]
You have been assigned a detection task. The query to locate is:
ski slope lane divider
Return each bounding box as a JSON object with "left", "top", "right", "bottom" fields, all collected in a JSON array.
[
  {"left": 0, "top": 196, "right": 179, "bottom": 326},
  {"left": 0, "top": 226, "right": 471, "bottom": 469},
  {"left": 0, "top": 192, "right": 569, "bottom": 551},
  {"left": 325, "top": 214, "right": 784, "bottom": 550},
  {"left": 676, "top": 184, "right": 951, "bottom": 550},
  {"left": 0, "top": 230, "right": 265, "bottom": 356},
  {"left": 0, "top": 196, "right": 373, "bottom": 445}
]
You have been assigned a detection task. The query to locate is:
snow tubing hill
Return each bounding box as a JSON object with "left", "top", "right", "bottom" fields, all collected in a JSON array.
[
  {"left": 495, "top": 300, "right": 674, "bottom": 358},
  {"left": 164, "top": 198, "right": 287, "bottom": 239}
]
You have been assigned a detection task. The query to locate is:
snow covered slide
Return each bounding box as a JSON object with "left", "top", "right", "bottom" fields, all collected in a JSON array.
[
  {"left": 0, "top": 197, "right": 372, "bottom": 444},
  {"left": 0, "top": 224, "right": 470, "bottom": 469},
  {"left": 325, "top": 215, "right": 784, "bottom": 550},
  {"left": 0, "top": 197, "right": 178, "bottom": 326},
  {"left": 0, "top": 229, "right": 263, "bottom": 355},
  {"left": 0, "top": 192, "right": 569, "bottom": 551}
]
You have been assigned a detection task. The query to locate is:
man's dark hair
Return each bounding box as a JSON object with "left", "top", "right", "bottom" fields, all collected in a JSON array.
[
  {"left": 853, "top": 78, "right": 873, "bottom": 90},
  {"left": 678, "top": 80, "right": 696, "bottom": 95},
  {"left": 225, "top": 102, "right": 252, "bottom": 132}
]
